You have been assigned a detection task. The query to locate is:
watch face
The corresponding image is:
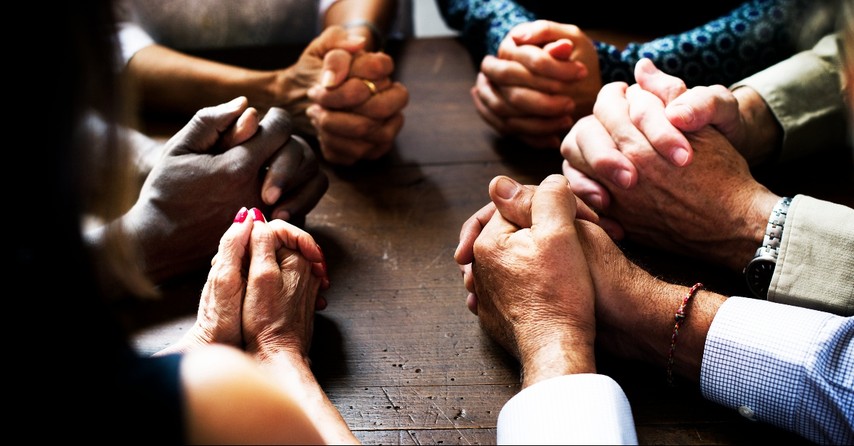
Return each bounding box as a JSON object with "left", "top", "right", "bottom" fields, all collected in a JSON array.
[{"left": 745, "top": 258, "right": 774, "bottom": 299}]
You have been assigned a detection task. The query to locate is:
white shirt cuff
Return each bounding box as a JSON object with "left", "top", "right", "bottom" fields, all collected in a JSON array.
[{"left": 497, "top": 374, "right": 638, "bottom": 445}]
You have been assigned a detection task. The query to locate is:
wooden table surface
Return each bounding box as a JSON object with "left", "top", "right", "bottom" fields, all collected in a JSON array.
[{"left": 132, "top": 37, "right": 851, "bottom": 444}]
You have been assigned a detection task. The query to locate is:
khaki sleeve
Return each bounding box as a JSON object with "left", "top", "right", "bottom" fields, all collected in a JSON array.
[
  {"left": 731, "top": 34, "right": 848, "bottom": 164},
  {"left": 770, "top": 195, "right": 854, "bottom": 316}
]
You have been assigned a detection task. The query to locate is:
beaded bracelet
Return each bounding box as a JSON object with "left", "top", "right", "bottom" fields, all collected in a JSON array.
[{"left": 666, "top": 282, "right": 704, "bottom": 385}]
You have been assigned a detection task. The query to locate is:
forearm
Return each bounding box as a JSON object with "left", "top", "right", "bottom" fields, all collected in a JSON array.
[
  {"left": 519, "top": 335, "right": 597, "bottom": 389},
  {"left": 324, "top": 0, "right": 397, "bottom": 51},
  {"left": 604, "top": 275, "right": 726, "bottom": 384},
  {"left": 257, "top": 348, "right": 358, "bottom": 444},
  {"left": 436, "top": 0, "right": 535, "bottom": 59},
  {"left": 730, "top": 86, "right": 783, "bottom": 166},
  {"left": 126, "top": 45, "right": 282, "bottom": 114}
]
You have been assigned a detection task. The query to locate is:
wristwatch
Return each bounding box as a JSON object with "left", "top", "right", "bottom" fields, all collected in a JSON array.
[{"left": 744, "top": 197, "right": 792, "bottom": 299}]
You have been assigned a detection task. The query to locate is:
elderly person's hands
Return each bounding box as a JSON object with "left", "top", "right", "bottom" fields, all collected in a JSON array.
[
  {"left": 473, "top": 20, "right": 599, "bottom": 149},
  {"left": 242, "top": 214, "right": 328, "bottom": 361},
  {"left": 459, "top": 174, "right": 597, "bottom": 387},
  {"left": 115, "top": 98, "right": 327, "bottom": 284},
  {"left": 561, "top": 71, "right": 780, "bottom": 271},
  {"left": 155, "top": 207, "right": 329, "bottom": 353},
  {"left": 561, "top": 59, "right": 781, "bottom": 218}
]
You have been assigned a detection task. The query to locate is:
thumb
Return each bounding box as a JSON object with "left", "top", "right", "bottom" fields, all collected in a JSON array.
[
  {"left": 488, "top": 176, "right": 534, "bottom": 229},
  {"left": 320, "top": 48, "right": 355, "bottom": 89},
  {"left": 305, "top": 25, "right": 366, "bottom": 59},
  {"left": 530, "top": 174, "right": 576, "bottom": 235},
  {"left": 171, "top": 96, "right": 250, "bottom": 154},
  {"left": 633, "top": 58, "right": 687, "bottom": 104}
]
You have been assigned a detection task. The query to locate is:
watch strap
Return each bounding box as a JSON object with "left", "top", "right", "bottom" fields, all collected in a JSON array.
[{"left": 758, "top": 196, "right": 792, "bottom": 259}]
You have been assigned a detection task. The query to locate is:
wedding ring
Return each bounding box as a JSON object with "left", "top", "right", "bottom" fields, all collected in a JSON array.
[{"left": 361, "top": 78, "right": 378, "bottom": 96}]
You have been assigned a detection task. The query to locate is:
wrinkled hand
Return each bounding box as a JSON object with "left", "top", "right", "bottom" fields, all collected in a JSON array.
[
  {"left": 242, "top": 213, "right": 328, "bottom": 360},
  {"left": 306, "top": 46, "right": 409, "bottom": 165},
  {"left": 560, "top": 59, "right": 762, "bottom": 221},
  {"left": 563, "top": 82, "right": 779, "bottom": 270},
  {"left": 457, "top": 174, "right": 597, "bottom": 386},
  {"left": 473, "top": 20, "right": 599, "bottom": 149},
  {"left": 123, "top": 98, "right": 321, "bottom": 283}
]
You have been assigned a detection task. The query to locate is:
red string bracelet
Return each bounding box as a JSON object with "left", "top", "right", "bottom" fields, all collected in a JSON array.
[{"left": 667, "top": 282, "right": 704, "bottom": 385}]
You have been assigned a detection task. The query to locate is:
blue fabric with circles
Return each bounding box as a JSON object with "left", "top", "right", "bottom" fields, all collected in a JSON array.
[{"left": 436, "top": 0, "right": 811, "bottom": 87}]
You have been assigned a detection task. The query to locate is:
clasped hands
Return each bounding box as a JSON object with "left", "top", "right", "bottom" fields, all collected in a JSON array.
[
  {"left": 473, "top": 20, "right": 600, "bottom": 149},
  {"left": 161, "top": 207, "right": 330, "bottom": 362},
  {"left": 293, "top": 25, "right": 409, "bottom": 165},
  {"left": 455, "top": 58, "right": 781, "bottom": 386}
]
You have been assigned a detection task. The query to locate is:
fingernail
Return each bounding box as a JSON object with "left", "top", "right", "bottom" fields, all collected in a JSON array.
[
  {"left": 264, "top": 186, "right": 282, "bottom": 206},
  {"left": 667, "top": 104, "right": 694, "bottom": 126},
  {"left": 494, "top": 177, "right": 518, "bottom": 199},
  {"left": 345, "top": 34, "right": 366, "bottom": 45},
  {"left": 316, "top": 243, "right": 326, "bottom": 262},
  {"left": 233, "top": 207, "right": 249, "bottom": 223},
  {"left": 671, "top": 147, "right": 689, "bottom": 166},
  {"left": 613, "top": 169, "right": 632, "bottom": 189},
  {"left": 321, "top": 70, "right": 336, "bottom": 88},
  {"left": 273, "top": 208, "right": 290, "bottom": 222},
  {"left": 250, "top": 207, "right": 266, "bottom": 222},
  {"left": 584, "top": 193, "right": 603, "bottom": 210}
]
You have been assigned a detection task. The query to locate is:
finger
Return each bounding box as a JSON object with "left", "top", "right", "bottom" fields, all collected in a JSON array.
[
  {"left": 633, "top": 58, "right": 687, "bottom": 104},
  {"left": 665, "top": 84, "right": 740, "bottom": 133},
  {"left": 350, "top": 83, "right": 409, "bottom": 120},
  {"left": 305, "top": 25, "right": 366, "bottom": 59},
  {"left": 266, "top": 218, "right": 329, "bottom": 290},
  {"left": 208, "top": 206, "right": 254, "bottom": 274},
  {"left": 561, "top": 159, "right": 611, "bottom": 212},
  {"left": 543, "top": 39, "right": 576, "bottom": 62},
  {"left": 625, "top": 83, "right": 693, "bottom": 166},
  {"left": 498, "top": 84, "right": 575, "bottom": 117},
  {"left": 498, "top": 39, "right": 585, "bottom": 81},
  {"left": 309, "top": 77, "right": 393, "bottom": 109},
  {"left": 473, "top": 71, "right": 521, "bottom": 118},
  {"left": 308, "top": 105, "right": 403, "bottom": 147},
  {"left": 223, "top": 107, "right": 294, "bottom": 174},
  {"left": 488, "top": 176, "right": 536, "bottom": 229},
  {"left": 472, "top": 88, "right": 511, "bottom": 135},
  {"left": 561, "top": 113, "right": 637, "bottom": 190},
  {"left": 267, "top": 219, "right": 324, "bottom": 263},
  {"left": 348, "top": 51, "right": 395, "bottom": 80},
  {"left": 530, "top": 174, "right": 577, "bottom": 234},
  {"left": 509, "top": 20, "right": 581, "bottom": 47},
  {"left": 481, "top": 55, "right": 573, "bottom": 94},
  {"left": 173, "top": 96, "right": 251, "bottom": 154},
  {"left": 261, "top": 135, "right": 320, "bottom": 205},
  {"left": 218, "top": 107, "right": 260, "bottom": 149},
  {"left": 589, "top": 84, "right": 649, "bottom": 189},
  {"left": 269, "top": 171, "right": 329, "bottom": 222},
  {"left": 455, "top": 202, "right": 497, "bottom": 265},
  {"left": 319, "top": 48, "right": 353, "bottom": 88}
]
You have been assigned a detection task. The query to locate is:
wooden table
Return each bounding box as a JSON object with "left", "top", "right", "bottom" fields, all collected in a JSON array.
[{"left": 132, "top": 37, "right": 850, "bottom": 444}]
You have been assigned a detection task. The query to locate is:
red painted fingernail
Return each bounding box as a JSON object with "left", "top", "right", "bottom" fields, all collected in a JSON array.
[
  {"left": 233, "top": 207, "right": 249, "bottom": 223},
  {"left": 250, "top": 207, "right": 266, "bottom": 222}
]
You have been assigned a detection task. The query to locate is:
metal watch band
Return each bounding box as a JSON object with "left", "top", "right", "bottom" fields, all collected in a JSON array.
[{"left": 758, "top": 196, "right": 792, "bottom": 259}]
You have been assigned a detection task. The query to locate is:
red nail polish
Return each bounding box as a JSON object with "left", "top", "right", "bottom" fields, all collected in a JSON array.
[
  {"left": 250, "top": 207, "right": 266, "bottom": 222},
  {"left": 233, "top": 207, "right": 249, "bottom": 223}
]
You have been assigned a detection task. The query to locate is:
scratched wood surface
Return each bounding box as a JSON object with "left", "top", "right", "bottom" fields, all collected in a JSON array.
[{"left": 130, "top": 37, "right": 849, "bottom": 444}]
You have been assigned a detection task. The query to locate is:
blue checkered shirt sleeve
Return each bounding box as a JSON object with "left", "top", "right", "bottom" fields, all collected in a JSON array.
[{"left": 701, "top": 296, "right": 853, "bottom": 444}]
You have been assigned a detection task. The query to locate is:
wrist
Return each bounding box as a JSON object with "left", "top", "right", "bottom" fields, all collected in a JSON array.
[
  {"left": 733, "top": 86, "right": 783, "bottom": 165},
  {"left": 518, "top": 334, "right": 596, "bottom": 389}
]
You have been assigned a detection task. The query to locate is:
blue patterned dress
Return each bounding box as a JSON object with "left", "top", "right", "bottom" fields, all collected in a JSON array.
[{"left": 436, "top": 0, "right": 813, "bottom": 87}]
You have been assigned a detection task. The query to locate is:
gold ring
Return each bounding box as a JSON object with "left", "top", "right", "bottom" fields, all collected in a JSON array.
[{"left": 361, "top": 78, "right": 378, "bottom": 96}]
